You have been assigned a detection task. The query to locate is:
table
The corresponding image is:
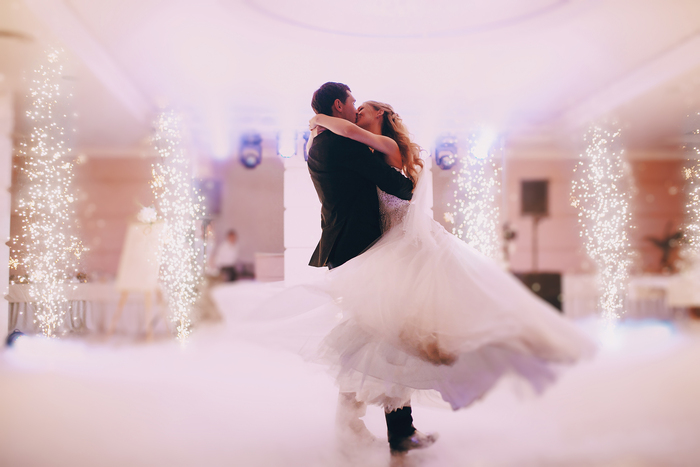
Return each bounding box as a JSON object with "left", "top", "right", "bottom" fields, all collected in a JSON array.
[{"left": 5, "top": 283, "right": 166, "bottom": 336}]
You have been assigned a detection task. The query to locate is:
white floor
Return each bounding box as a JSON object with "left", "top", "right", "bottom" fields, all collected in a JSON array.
[{"left": 1, "top": 281, "right": 700, "bottom": 467}]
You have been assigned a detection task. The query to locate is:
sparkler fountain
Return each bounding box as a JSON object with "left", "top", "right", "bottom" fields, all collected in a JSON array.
[
  {"left": 151, "top": 110, "right": 203, "bottom": 341},
  {"left": 11, "top": 48, "right": 84, "bottom": 337},
  {"left": 571, "top": 125, "right": 633, "bottom": 322},
  {"left": 448, "top": 128, "right": 503, "bottom": 262}
]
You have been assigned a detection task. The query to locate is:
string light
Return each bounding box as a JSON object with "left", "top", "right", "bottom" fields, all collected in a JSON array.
[
  {"left": 570, "top": 125, "right": 633, "bottom": 321},
  {"left": 151, "top": 110, "right": 203, "bottom": 341},
  {"left": 447, "top": 129, "right": 503, "bottom": 262},
  {"left": 11, "top": 48, "right": 84, "bottom": 337}
]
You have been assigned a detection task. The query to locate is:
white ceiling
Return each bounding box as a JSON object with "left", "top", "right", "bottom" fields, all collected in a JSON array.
[{"left": 1, "top": 0, "right": 700, "bottom": 156}]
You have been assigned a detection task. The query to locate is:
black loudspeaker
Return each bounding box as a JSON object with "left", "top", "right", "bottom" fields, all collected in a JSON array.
[
  {"left": 521, "top": 180, "right": 549, "bottom": 216},
  {"left": 513, "top": 272, "right": 562, "bottom": 311},
  {"left": 196, "top": 178, "right": 222, "bottom": 218}
]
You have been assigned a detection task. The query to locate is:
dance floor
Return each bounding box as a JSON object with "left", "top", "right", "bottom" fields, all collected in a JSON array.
[{"left": 1, "top": 281, "right": 699, "bottom": 467}]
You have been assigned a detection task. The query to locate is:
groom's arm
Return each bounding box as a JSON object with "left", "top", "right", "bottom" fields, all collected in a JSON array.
[{"left": 338, "top": 139, "right": 413, "bottom": 200}]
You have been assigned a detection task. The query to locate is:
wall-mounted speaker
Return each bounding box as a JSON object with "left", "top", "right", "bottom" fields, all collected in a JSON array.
[
  {"left": 434, "top": 135, "right": 458, "bottom": 170},
  {"left": 521, "top": 180, "right": 549, "bottom": 216},
  {"left": 240, "top": 133, "right": 263, "bottom": 169}
]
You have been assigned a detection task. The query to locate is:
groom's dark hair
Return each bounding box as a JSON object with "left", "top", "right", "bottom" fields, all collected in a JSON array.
[{"left": 311, "top": 82, "right": 351, "bottom": 116}]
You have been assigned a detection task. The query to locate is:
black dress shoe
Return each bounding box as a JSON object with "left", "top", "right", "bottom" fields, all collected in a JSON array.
[{"left": 389, "top": 430, "right": 438, "bottom": 454}]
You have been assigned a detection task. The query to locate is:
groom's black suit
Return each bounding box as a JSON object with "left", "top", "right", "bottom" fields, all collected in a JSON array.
[{"left": 307, "top": 130, "right": 413, "bottom": 269}]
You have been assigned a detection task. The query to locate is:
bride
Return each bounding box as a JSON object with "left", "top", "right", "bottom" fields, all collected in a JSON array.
[{"left": 304, "top": 100, "right": 596, "bottom": 413}]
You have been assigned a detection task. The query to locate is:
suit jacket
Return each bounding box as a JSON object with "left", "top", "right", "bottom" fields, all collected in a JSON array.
[{"left": 307, "top": 130, "right": 414, "bottom": 268}]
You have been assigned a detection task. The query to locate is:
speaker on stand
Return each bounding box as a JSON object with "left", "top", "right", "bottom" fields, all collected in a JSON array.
[
  {"left": 517, "top": 180, "right": 562, "bottom": 311},
  {"left": 521, "top": 180, "right": 548, "bottom": 271}
]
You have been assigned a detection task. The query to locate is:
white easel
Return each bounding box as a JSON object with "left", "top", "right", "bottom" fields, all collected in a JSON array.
[{"left": 108, "top": 222, "right": 167, "bottom": 340}]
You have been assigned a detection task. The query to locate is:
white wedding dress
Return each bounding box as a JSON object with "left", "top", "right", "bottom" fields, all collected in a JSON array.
[{"left": 248, "top": 168, "right": 596, "bottom": 411}]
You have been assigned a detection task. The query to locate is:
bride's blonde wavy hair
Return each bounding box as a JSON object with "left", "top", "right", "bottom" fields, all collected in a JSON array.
[{"left": 364, "top": 100, "right": 423, "bottom": 186}]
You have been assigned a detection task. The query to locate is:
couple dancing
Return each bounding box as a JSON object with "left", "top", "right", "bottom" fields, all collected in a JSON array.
[{"left": 297, "top": 82, "right": 594, "bottom": 455}]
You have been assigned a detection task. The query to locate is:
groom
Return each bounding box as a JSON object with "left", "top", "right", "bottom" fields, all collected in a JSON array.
[{"left": 307, "top": 81, "right": 434, "bottom": 454}]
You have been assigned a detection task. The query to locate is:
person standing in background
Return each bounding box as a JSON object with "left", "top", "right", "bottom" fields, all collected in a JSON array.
[{"left": 213, "top": 230, "right": 239, "bottom": 282}]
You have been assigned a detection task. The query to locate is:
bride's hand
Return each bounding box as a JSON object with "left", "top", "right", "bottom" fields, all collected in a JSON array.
[
  {"left": 309, "top": 115, "right": 320, "bottom": 131},
  {"left": 310, "top": 126, "right": 325, "bottom": 138}
]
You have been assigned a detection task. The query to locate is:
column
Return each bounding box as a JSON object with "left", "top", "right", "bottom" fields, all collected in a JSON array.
[
  {"left": 0, "top": 86, "right": 13, "bottom": 341},
  {"left": 283, "top": 142, "right": 326, "bottom": 285}
]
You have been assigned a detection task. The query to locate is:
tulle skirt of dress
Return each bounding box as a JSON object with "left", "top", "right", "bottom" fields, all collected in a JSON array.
[{"left": 313, "top": 208, "right": 596, "bottom": 410}]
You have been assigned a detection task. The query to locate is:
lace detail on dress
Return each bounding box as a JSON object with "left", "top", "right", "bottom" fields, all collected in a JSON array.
[{"left": 378, "top": 183, "right": 410, "bottom": 233}]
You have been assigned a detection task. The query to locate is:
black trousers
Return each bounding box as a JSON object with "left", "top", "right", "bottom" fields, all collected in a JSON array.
[
  {"left": 220, "top": 266, "right": 238, "bottom": 282},
  {"left": 386, "top": 406, "right": 416, "bottom": 444}
]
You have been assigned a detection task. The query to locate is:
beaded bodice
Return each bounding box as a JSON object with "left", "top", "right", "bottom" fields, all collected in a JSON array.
[{"left": 377, "top": 171, "right": 411, "bottom": 233}]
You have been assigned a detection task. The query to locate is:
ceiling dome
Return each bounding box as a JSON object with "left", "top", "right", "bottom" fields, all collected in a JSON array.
[{"left": 242, "top": 0, "right": 574, "bottom": 38}]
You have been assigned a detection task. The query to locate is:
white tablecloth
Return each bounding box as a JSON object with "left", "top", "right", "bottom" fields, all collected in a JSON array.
[{"left": 5, "top": 283, "right": 168, "bottom": 336}]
